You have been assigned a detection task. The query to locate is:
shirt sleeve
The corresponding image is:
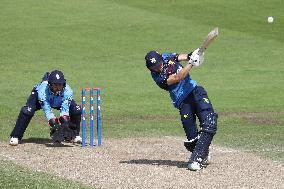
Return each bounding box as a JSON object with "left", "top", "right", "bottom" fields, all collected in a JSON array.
[
  {"left": 37, "top": 82, "right": 55, "bottom": 121},
  {"left": 41, "top": 101, "right": 56, "bottom": 120},
  {"left": 60, "top": 84, "right": 73, "bottom": 117},
  {"left": 151, "top": 71, "right": 169, "bottom": 90},
  {"left": 162, "top": 53, "right": 179, "bottom": 62}
]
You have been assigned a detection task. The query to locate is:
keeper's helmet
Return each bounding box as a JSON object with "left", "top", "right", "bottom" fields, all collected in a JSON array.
[
  {"left": 145, "top": 51, "right": 163, "bottom": 70},
  {"left": 48, "top": 70, "right": 66, "bottom": 85}
]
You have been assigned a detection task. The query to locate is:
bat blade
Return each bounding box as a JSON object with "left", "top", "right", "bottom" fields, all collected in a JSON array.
[{"left": 198, "top": 27, "right": 219, "bottom": 55}]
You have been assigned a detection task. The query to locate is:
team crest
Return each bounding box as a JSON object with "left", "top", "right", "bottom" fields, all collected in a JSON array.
[
  {"left": 168, "top": 60, "right": 175, "bottom": 65},
  {"left": 203, "top": 98, "right": 210, "bottom": 103},
  {"left": 56, "top": 74, "right": 60, "bottom": 79},
  {"left": 150, "top": 58, "right": 156, "bottom": 63}
]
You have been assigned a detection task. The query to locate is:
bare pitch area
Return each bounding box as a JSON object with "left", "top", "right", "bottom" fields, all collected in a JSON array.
[{"left": 0, "top": 137, "right": 283, "bottom": 189}]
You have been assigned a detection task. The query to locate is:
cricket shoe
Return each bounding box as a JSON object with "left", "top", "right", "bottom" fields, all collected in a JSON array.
[
  {"left": 9, "top": 137, "right": 19, "bottom": 146},
  {"left": 187, "top": 161, "right": 202, "bottom": 171},
  {"left": 73, "top": 135, "right": 82, "bottom": 144}
]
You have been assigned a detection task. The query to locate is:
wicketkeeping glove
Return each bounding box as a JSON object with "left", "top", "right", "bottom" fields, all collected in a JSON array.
[
  {"left": 49, "top": 116, "right": 76, "bottom": 143},
  {"left": 49, "top": 118, "right": 60, "bottom": 136}
]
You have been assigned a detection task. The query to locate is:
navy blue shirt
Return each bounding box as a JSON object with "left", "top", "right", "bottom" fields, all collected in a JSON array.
[{"left": 151, "top": 53, "right": 197, "bottom": 109}]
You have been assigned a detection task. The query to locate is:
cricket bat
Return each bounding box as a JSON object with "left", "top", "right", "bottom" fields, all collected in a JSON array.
[{"left": 198, "top": 27, "right": 219, "bottom": 55}]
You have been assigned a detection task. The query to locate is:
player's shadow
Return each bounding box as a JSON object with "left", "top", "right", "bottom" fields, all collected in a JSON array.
[
  {"left": 21, "top": 137, "right": 74, "bottom": 147},
  {"left": 120, "top": 159, "right": 187, "bottom": 168}
]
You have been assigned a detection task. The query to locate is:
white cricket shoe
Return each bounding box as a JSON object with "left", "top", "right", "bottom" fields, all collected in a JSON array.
[
  {"left": 9, "top": 137, "right": 19, "bottom": 146},
  {"left": 188, "top": 161, "right": 202, "bottom": 171},
  {"left": 74, "top": 136, "right": 82, "bottom": 143}
]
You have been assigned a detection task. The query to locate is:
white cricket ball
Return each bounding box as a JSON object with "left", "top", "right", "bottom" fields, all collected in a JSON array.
[{"left": 267, "top": 16, "right": 274, "bottom": 23}]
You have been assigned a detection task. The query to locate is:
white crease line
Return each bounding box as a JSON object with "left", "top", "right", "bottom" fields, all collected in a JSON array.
[
  {"left": 164, "top": 136, "right": 184, "bottom": 141},
  {"left": 213, "top": 148, "right": 236, "bottom": 153}
]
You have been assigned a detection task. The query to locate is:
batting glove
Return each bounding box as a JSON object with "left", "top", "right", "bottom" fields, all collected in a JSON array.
[{"left": 188, "top": 48, "right": 204, "bottom": 67}]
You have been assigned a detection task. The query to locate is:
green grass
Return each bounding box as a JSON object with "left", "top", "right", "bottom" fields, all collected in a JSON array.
[
  {"left": 0, "top": 160, "right": 92, "bottom": 189},
  {"left": 215, "top": 112, "right": 284, "bottom": 161},
  {"left": 0, "top": 0, "right": 283, "bottom": 188}
]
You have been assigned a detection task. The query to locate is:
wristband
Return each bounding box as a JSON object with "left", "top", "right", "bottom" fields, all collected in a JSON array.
[
  {"left": 59, "top": 115, "right": 70, "bottom": 125},
  {"left": 187, "top": 52, "right": 193, "bottom": 60},
  {"left": 48, "top": 118, "right": 59, "bottom": 127}
]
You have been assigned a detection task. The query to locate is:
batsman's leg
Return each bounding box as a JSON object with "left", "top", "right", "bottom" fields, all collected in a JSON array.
[
  {"left": 179, "top": 95, "right": 199, "bottom": 152},
  {"left": 188, "top": 86, "right": 218, "bottom": 171},
  {"left": 179, "top": 95, "right": 201, "bottom": 171},
  {"left": 189, "top": 113, "right": 217, "bottom": 167}
]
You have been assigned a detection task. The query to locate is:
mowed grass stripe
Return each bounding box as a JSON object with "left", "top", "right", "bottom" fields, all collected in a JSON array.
[
  {"left": 0, "top": 160, "right": 92, "bottom": 189},
  {"left": 108, "top": 0, "right": 284, "bottom": 42}
]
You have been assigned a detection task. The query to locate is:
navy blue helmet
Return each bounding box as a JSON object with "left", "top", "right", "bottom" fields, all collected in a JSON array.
[
  {"left": 48, "top": 70, "right": 66, "bottom": 85},
  {"left": 145, "top": 51, "right": 163, "bottom": 70}
]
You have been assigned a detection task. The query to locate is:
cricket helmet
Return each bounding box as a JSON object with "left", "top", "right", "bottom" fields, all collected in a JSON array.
[
  {"left": 145, "top": 51, "right": 164, "bottom": 70},
  {"left": 48, "top": 70, "right": 66, "bottom": 85}
]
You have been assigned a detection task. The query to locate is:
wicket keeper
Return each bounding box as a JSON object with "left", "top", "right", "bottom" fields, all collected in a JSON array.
[{"left": 9, "top": 70, "right": 82, "bottom": 145}]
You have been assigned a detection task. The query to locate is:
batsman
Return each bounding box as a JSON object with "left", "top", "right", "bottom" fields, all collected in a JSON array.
[
  {"left": 9, "top": 70, "right": 82, "bottom": 145},
  {"left": 145, "top": 48, "right": 218, "bottom": 171}
]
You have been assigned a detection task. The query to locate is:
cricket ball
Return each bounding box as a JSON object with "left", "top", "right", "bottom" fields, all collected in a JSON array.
[{"left": 267, "top": 16, "right": 274, "bottom": 23}]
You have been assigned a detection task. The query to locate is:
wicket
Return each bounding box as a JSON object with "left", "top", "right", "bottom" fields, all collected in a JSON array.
[{"left": 81, "top": 87, "right": 101, "bottom": 147}]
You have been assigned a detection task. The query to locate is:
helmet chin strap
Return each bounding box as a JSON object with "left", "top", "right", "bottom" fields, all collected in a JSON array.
[
  {"left": 54, "top": 91, "right": 62, "bottom": 96},
  {"left": 49, "top": 85, "right": 64, "bottom": 96}
]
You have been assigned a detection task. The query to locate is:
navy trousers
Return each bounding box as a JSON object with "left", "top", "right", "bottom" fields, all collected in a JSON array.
[{"left": 179, "top": 86, "right": 215, "bottom": 141}]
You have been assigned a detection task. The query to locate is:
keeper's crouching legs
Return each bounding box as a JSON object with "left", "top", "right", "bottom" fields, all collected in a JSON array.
[
  {"left": 10, "top": 106, "right": 35, "bottom": 140},
  {"left": 69, "top": 100, "right": 81, "bottom": 136},
  {"left": 10, "top": 88, "right": 40, "bottom": 143},
  {"left": 69, "top": 100, "right": 82, "bottom": 143}
]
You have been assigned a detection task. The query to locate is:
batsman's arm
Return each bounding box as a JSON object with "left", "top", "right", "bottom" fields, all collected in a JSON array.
[
  {"left": 178, "top": 53, "right": 191, "bottom": 61},
  {"left": 166, "top": 63, "right": 193, "bottom": 85}
]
